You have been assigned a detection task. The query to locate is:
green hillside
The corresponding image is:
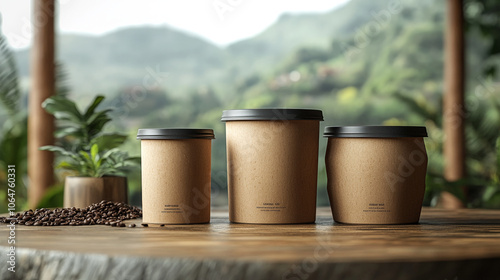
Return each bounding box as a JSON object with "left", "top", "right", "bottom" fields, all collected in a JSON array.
[
  {"left": 14, "top": 0, "right": 442, "bottom": 98},
  {"left": 16, "top": 26, "right": 229, "bottom": 96}
]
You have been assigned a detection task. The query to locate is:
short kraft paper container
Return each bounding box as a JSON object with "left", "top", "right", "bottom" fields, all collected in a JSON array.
[
  {"left": 137, "top": 128, "right": 215, "bottom": 224},
  {"left": 222, "top": 109, "right": 323, "bottom": 224},
  {"left": 324, "top": 126, "right": 428, "bottom": 225}
]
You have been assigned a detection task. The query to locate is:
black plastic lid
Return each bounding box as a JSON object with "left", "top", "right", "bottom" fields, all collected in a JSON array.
[
  {"left": 221, "top": 109, "right": 323, "bottom": 122},
  {"left": 137, "top": 128, "right": 215, "bottom": 140},
  {"left": 323, "top": 126, "right": 427, "bottom": 138}
]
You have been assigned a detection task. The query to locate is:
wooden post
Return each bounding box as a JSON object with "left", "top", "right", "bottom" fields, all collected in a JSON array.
[
  {"left": 442, "top": 0, "right": 465, "bottom": 208},
  {"left": 28, "top": 0, "right": 56, "bottom": 209}
]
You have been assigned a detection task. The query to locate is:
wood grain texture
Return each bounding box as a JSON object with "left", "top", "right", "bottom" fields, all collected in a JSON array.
[
  {"left": 1, "top": 208, "right": 500, "bottom": 280},
  {"left": 442, "top": 0, "right": 466, "bottom": 209},
  {"left": 28, "top": 0, "right": 56, "bottom": 209}
]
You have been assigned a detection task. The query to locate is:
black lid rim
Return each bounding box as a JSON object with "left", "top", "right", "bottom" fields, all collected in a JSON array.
[
  {"left": 137, "top": 128, "right": 215, "bottom": 140},
  {"left": 323, "top": 126, "right": 428, "bottom": 138},
  {"left": 221, "top": 108, "right": 324, "bottom": 121}
]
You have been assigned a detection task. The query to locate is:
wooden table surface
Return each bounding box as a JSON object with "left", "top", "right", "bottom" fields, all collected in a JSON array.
[{"left": 1, "top": 207, "right": 500, "bottom": 280}]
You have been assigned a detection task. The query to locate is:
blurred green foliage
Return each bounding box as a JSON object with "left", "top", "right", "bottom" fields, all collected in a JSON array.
[{"left": 0, "top": 18, "right": 27, "bottom": 213}]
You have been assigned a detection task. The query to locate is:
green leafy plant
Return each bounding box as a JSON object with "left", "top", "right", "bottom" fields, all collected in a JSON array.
[
  {"left": 481, "top": 137, "right": 500, "bottom": 208},
  {"left": 394, "top": 91, "right": 500, "bottom": 208},
  {"left": 0, "top": 15, "right": 28, "bottom": 212},
  {"left": 40, "top": 95, "right": 139, "bottom": 177}
]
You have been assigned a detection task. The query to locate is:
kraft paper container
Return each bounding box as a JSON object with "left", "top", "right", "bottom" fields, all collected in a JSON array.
[
  {"left": 137, "top": 128, "right": 215, "bottom": 224},
  {"left": 222, "top": 109, "right": 323, "bottom": 224},
  {"left": 324, "top": 126, "right": 428, "bottom": 225}
]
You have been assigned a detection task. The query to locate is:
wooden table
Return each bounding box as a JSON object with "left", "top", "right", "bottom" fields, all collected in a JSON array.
[{"left": 1, "top": 208, "right": 500, "bottom": 280}]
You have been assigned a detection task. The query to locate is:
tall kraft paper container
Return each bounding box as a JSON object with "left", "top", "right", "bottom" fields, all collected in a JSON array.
[
  {"left": 222, "top": 109, "right": 324, "bottom": 224},
  {"left": 324, "top": 126, "right": 428, "bottom": 225},
  {"left": 137, "top": 128, "right": 215, "bottom": 224}
]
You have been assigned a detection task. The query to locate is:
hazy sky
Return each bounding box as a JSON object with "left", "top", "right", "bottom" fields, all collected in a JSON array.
[{"left": 0, "top": 0, "right": 349, "bottom": 49}]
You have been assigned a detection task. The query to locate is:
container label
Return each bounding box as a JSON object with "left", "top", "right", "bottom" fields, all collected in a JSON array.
[
  {"left": 256, "top": 202, "right": 286, "bottom": 212},
  {"left": 162, "top": 204, "right": 182, "bottom": 214},
  {"left": 363, "top": 203, "right": 390, "bottom": 213}
]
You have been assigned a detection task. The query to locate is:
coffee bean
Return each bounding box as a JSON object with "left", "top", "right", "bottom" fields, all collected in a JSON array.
[
  {"left": 128, "top": 224, "right": 136, "bottom": 228},
  {"left": 0, "top": 201, "right": 142, "bottom": 229}
]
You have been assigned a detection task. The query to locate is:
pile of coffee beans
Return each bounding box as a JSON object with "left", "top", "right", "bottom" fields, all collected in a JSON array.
[{"left": 0, "top": 200, "right": 142, "bottom": 227}]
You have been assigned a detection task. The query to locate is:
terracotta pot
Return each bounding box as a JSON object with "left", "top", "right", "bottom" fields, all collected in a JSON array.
[{"left": 63, "top": 176, "right": 128, "bottom": 208}]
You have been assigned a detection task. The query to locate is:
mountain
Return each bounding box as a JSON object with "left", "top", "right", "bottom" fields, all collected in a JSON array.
[
  {"left": 226, "top": 0, "right": 436, "bottom": 74},
  {"left": 15, "top": 26, "right": 229, "bottom": 96},
  {"left": 11, "top": 0, "right": 487, "bottom": 139},
  {"left": 13, "top": 0, "right": 439, "bottom": 98},
  {"left": 9, "top": 0, "right": 490, "bottom": 138}
]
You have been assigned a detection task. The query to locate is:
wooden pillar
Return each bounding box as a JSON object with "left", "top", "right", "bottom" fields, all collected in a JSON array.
[
  {"left": 442, "top": 0, "right": 465, "bottom": 209},
  {"left": 28, "top": 0, "right": 56, "bottom": 209}
]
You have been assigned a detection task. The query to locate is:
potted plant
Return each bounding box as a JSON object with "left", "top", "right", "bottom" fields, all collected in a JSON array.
[{"left": 40, "top": 95, "right": 139, "bottom": 208}]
